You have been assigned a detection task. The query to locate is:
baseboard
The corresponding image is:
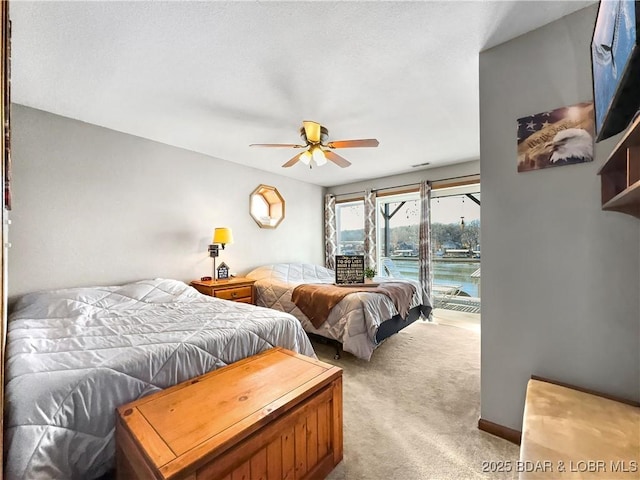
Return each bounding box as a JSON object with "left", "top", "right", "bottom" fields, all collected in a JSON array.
[{"left": 477, "top": 418, "right": 521, "bottom": 445}]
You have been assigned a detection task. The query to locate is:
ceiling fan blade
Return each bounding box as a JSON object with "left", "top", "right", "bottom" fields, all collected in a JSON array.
[
  {"left": 250, "top": 143, "right": 305, "bottom": 148},
  {"left": 327, "top": 139, "right": 379, "bottom": 149},
  {"left": 325, "top": 150, "right": 352, "bottom": 168},
  {"left": 302, "top": 120, "right": 322, "bottom": 143},
  {"left": 282, "top": 152, "right": 303, "bottom": 168}
]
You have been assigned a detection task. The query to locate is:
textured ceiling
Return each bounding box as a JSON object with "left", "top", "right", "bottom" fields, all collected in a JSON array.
[{"left": 11, "top": 1, "right": 594, "bottom": 187}]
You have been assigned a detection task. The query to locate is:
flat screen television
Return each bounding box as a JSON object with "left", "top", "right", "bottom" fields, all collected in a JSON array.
[{"left": 591, "top": 0, "right": 640, "bottom": 142}]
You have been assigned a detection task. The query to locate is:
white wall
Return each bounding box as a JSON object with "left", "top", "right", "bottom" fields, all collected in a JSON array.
[
  {"left": 9, "top": 105, "right": 324, "bottom": 298},
  {"left": 480, "top": 5, "right": 640, "bottom": 431},
  {"left": 327, "top": 159, "right": 479, "bottom": 196}
]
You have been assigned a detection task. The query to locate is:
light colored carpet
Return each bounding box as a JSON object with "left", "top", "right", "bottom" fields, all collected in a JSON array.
[
  {"left": 312, "top": 321, "right": 519, "bottom": 480},
  {"left": 433, "top": 308, "right": 481, "bottom": 333}
]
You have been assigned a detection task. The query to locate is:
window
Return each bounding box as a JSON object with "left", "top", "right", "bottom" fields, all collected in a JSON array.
[
  {"left": 431, "top": 183, "right": 481, "bottom": 311},
  {"left": 335, "top": 200, "right": 364, "bottom": 255},
  {"left": 376, "top": 192, "right": 420, "bottom": 280}
]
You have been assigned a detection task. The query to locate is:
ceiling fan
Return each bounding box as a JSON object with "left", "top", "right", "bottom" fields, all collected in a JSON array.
[{"left": 250, "top": 120, "right": 379, "bottom": 168}]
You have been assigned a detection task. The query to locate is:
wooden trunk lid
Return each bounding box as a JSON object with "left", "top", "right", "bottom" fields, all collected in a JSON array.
[{"left": 117, "top": 347, "right": 341, "bottom": 479}]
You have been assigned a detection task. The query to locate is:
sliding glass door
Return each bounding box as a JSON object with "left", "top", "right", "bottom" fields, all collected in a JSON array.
[
  {"left": 337, "top": 185, "right": 480, "bottom": 314},
  {"left": 430, "top": 184, "right": 481, "bottom": 312},
  {"left": 375, "top": 184, "right": 481, "bottom": 312},
  {"left": 376, "top": 192, "right": 420, "bottom": 280}
]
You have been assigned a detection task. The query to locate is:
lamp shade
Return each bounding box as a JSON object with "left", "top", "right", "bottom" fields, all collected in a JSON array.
[
  {"left": 299, "top": 150, "right": 312, "bottom": 165},
  {"left": 311, "top": 145, "right": 327, "bottom": 166},
  {"left": 213, "top": 227, "right": 234, "bottom": 245}
]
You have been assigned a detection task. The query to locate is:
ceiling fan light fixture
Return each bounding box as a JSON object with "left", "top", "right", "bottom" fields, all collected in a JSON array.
[
  {"left": 311, "top": 146, "right": 327, "bottom": 166},
  {"left": 299, "top": 150, "right": 312, "bottom": 165}
]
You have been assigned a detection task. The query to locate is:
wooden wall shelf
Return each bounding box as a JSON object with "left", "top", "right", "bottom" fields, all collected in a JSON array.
[{"left": 599, "top": 114, "right": 640, "bottom": 218}]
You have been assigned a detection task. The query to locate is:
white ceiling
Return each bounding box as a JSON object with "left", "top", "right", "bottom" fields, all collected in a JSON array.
[{"left": 11, "top": 1, "right": 593, "bottom": 187}]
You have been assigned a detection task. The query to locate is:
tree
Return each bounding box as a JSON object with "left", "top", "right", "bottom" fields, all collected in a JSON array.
[
  {"left": 460, "top": 219, "right": 480, "bottom": 249},
  {"left": 340, "top": 220, "right": 480, "bottom": 255}
]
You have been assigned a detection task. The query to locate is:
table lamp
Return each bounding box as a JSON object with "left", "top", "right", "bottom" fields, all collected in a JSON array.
[{"left": 208, "top": 227, "right": 234, "bottom": 280}]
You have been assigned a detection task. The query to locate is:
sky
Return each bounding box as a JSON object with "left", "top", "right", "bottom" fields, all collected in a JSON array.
[{"left": 431, "top": 195, "right": 480, "bottom": 224}]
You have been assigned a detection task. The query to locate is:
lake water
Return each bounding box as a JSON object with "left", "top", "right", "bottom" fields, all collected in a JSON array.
[{"left": 390, "top": 258, "right": 480, "bottom": 298}]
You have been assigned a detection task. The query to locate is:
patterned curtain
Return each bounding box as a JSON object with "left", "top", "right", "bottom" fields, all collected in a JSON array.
[
  {"left": 419, "top": 181, "right": 433, "bottom": 316},
  {"left": 363, "top": 189, "right": 377, "bottom": 272},
  {"left": 324, "top": 194, "right": 337, "bottom": 270}
]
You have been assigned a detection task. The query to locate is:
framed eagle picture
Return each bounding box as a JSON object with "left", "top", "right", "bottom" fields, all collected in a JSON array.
[{"left": 516, "top": 102, "right": 595, "bottom": 173}]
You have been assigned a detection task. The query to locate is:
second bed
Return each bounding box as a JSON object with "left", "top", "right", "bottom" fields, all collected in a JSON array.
[{"left": 247, "top": 263, "right": 432, "bottom": 360}]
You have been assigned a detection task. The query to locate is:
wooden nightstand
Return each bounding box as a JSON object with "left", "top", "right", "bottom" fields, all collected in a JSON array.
[{"left": 190, "top": 277, "right": 255, "bottom": 305}]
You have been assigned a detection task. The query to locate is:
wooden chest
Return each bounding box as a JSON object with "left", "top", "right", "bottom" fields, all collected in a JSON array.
[{"left": 116, "top": 347, "right": 343, "bottom": 480}]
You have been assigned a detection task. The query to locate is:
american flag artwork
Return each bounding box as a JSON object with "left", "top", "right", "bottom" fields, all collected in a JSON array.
[{"left": 516, "top": 102, "right": 595, "bottom": 173}]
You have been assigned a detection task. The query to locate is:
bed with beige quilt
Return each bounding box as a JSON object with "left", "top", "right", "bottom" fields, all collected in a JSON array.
[{"left": 247, "top": 263, "right": 431, "bottom": 361}]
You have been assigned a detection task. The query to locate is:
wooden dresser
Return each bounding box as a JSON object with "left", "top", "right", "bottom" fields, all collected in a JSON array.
[
  {"left": 116, "top": 348, "right": 343, "bottom": 480},
  {"left": 191, "top": 277, "right": 255, "bottom": 304},
  {"left": 519, "top": 378, "right": 640, "bottom": 479}
]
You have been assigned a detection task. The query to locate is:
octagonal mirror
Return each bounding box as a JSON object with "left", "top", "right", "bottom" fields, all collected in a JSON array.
[{"left": 250, "top": 184, "right": 285, "bottom": 228}]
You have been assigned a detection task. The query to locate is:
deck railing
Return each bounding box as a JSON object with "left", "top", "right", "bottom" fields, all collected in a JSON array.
[{"left": 383, "top": 256, "right": 481, "bottom": 312}]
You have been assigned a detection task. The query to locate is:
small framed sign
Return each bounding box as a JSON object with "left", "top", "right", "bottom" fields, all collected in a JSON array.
[
  {"left": 217, "top": 262, "right": 230, "bottom": 280},
  {"left": 335, "top": 255, "right": 365, "bottom": 285}
]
